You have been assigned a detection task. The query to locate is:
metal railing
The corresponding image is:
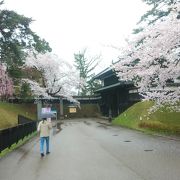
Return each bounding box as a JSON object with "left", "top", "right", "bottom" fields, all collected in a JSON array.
[{"left": 0, "top": 116, "right": 37, "bottom": 153}]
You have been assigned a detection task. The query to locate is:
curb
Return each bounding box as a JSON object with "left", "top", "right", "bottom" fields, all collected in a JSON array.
[
  {"left": 151, "top": 133, "right": 180, "bottom": 141},
  {"left": 97, "top": 121, "right": 180, "bottom": 141}
]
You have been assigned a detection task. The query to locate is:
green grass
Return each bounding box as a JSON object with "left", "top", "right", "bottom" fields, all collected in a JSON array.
[
  {"left": 0, "top": 132, "right": 37, "bottom": 158},
  {"left": 0, "top": 102, "right": 36, "bottom": 129},
  {"left": 112, "top": 101, "right": 180, "bottom": 135}
]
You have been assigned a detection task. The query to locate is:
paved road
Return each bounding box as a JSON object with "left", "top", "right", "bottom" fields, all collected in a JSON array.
[{"left": 0, "top": 119, "right": 180, "bottom": 180}]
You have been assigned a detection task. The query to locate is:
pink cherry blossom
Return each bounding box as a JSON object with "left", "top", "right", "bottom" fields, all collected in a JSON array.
[
  {"left": 0, "top": 64, "right": 13, "bottom": 98},
  {"left": 114, "top": 3, "right": 180, "bottom": 112},
  {"left": 24, "top": 53, "right": 85, "bottom": 103}
]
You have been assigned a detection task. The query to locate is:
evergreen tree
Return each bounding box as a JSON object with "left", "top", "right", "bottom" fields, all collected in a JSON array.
[
  {"left": 19, "top": 82, "right": 32, "bottom": 99},
  {"left": 74, "top": 49, "right": 101, "bottom": 96},
  {"left": 0, "top": 1, "right": 52, "bottom": 98},
  {"left": 0, "top": 1, "right": 51, "bottom": 69}
]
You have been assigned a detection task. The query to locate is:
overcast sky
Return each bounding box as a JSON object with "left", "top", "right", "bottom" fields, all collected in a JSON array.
[{"left": 3, "top": 0, "right": 149, "bottom": 73}]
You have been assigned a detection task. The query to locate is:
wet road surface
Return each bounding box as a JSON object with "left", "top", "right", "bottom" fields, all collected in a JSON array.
[{"left": 0, "top": 119, "right": 180, "bottom": 180}]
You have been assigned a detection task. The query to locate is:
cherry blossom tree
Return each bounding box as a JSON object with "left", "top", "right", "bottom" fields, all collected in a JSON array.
[
  {"left": 0, "top": 64, "right": 13, "bottom": 98},
  {"left": 114, "top": 3, "right": 180, "bottom": 112},
  {"left": 133, "top": 0, "right": 179, "bottom": 33},
  {"left": 24, "top": 53, "right": 85, "bottom": 103}
]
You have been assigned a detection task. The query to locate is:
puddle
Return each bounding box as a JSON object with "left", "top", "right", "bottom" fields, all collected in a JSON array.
[
  {"left": 124, "top": 140, "right": 131, "bottom": 142},
  {"left": 17, "top": 148, "right": 30, "bottom": 163},
  {"left": 98, "top": 125, "right": 108, "bottom": 129},
  {"left": 84, "top": 121, "right": 91, "bottom": 125},
  {"left": 113, "top": 134, "right": 118, "bottom": 136}
]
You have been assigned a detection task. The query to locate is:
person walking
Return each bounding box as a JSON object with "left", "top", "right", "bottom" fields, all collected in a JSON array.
[{"left": 37, "top": 118, "right": 52, "bottom": 157}]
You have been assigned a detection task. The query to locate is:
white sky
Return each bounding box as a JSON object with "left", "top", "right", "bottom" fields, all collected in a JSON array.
[{"left": 3, "top": 0, "right": 149, "bottom": 73}]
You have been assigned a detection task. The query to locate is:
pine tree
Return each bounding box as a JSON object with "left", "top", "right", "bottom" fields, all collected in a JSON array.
[{"left": 74, "top": 49, "right": 101, "bottom": 96}]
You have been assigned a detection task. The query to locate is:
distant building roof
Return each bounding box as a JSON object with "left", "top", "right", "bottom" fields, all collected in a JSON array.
[
  {"left": 93, "top": 67, "right": 115, "bottom": 80},
  {"left": 94, "top": 81, "right": 132, "bottom": 93}
]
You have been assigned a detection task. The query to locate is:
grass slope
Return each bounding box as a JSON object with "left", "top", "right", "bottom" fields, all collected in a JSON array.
[
  {"left": 112, "top": 101, "right": 180, "bottom": 135},
  {"left": 0, "top": 102, "right": 36, "bottom": 130}
]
